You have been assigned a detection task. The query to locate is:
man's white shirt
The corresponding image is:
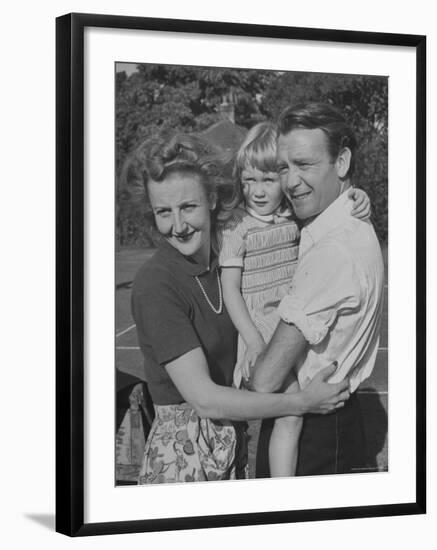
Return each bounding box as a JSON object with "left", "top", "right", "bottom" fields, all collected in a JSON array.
[{"left": 277, "top": 190, "right": 385, "bottom": 392}]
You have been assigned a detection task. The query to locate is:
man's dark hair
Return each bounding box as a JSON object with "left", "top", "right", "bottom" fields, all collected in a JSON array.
[{"left": 277, "top": 102, "right": 357, "bottom": 177}]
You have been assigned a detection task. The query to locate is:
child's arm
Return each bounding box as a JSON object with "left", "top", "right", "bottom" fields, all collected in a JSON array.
[
  {"left": 221, "top": 267, "right": 265, "bottom": 378},
  {"left": 348, "top": 187, "right": 371, "bottom": 219}
]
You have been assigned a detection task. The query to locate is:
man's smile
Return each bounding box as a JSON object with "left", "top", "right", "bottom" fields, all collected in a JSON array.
[
  {"left": 290, "top": 191, "right": 312, "bottom": 201},
  {"left": 291, "top": 190, "right": 312, "bottom": 201}
]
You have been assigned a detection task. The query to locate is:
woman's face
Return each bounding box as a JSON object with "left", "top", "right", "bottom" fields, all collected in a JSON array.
[{"left": 148, "top": 171, "right": 215, "bottom": 265}]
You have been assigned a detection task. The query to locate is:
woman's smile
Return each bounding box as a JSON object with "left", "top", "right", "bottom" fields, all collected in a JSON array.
[{"left": 172, "top": 230, "right": 195, "bottom": 241}]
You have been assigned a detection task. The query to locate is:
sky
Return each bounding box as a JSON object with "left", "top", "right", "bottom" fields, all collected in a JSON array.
[{"left": 116, "top": 62, "right": 138, "bottom": 75}]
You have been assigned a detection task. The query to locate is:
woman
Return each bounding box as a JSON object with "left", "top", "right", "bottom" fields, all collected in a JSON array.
[{"left": 128, "top": 134, "right": 350, "bottom": 484}]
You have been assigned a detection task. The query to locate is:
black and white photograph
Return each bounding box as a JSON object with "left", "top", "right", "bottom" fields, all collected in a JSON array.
[
  {"left": 53, "top": 12, "right": 425, "bottom": 537},
  {"left": 2, "top": 0, "right": 434, "bottom": 547},
  {"left": 114, "top": 62, "right": 389, "bottom": 486}
]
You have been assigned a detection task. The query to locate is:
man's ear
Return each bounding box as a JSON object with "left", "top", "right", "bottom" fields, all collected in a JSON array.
[{"left": 335, "top": 147, "right": 352, "bottom": 179}]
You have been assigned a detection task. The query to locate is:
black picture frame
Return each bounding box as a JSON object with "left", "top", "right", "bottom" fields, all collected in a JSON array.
[{"left": 56, "top": 12, "right": 426, "bottom": 537}]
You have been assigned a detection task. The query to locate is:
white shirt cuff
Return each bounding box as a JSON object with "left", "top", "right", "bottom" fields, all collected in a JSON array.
[{"left": 277, "top": 295, "right": 329, "bottom": 345}]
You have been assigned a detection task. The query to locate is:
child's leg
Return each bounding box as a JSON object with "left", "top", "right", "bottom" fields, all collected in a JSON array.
[{"left": 268, "top": 373, "right": 303, "bottom": 477}]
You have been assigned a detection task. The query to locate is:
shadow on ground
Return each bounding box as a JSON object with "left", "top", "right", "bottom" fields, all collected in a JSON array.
[{"left": 25, "top": 514, "right": 55, "bottom": 531}]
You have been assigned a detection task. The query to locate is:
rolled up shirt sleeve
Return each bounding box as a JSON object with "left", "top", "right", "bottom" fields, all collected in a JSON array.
[{"left": 277, "top": 242, "right": 362, "bottom": 345}]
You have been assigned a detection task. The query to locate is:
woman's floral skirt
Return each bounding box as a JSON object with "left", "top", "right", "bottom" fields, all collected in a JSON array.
[{"left": 138, "top": 402, "right": 248, "bottom": 484}]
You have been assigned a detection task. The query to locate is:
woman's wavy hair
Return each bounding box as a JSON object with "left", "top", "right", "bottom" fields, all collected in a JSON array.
[{"left": 118, "top": 132, "right": 237, "bottom": 249}]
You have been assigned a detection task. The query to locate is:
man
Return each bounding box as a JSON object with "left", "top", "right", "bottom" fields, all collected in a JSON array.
[{"left": 252, "top": 102, "right": 384, "bottom": 477}]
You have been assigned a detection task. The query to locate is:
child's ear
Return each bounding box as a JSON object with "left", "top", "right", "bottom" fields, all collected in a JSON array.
[{"left": 335, "top": 148, "right": 352, "bottom": 179}]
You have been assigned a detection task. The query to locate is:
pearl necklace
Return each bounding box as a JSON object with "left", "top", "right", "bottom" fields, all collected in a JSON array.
[{"left": 194, "top": 267, "right": 223, "bottom": 314}]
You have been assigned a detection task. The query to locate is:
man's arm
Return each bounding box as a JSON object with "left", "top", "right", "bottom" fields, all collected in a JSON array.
[
  {"left": 250, "top": 241, "right": 362, "bottom": 394},
  {"left": 250, "top": 320, "right": 307, "bottom": 393}
]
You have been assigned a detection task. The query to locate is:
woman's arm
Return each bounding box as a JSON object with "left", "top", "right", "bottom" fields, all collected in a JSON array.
[
  {"left": 221, "top": 267, "right": 265, "bottom": 361},
  {"left": 165, "top": 347, "right": 349, "bottom": 421}
]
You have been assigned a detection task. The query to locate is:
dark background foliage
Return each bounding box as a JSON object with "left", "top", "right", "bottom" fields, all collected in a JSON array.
[{"left": 116, "top": 64, "right": 388, "bottom": 246}]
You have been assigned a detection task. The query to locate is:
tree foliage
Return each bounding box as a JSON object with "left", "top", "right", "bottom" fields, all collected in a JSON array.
[
  {"left": 116, "top": 65, "right": 388, "bottom": 246},
  {"left": 116, "top": 65, "right": 276, "bottom": 174}
]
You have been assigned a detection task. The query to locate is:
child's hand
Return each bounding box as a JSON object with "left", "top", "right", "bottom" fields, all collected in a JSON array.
[
  {"left": 239, "top": 335, "right": 265, "bottom": 381},
  {"left": 348, "top": 187, "right": 371, "bottom": 220}
]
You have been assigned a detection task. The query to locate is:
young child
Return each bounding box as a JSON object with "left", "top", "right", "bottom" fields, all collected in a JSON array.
[{"left": 217, "top": 121, "right": 370, "bottom": 477}]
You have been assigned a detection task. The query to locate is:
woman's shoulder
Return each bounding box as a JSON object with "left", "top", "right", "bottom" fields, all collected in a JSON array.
[{"left": 132, "top": 249, "right": 178, "bottom": 297}]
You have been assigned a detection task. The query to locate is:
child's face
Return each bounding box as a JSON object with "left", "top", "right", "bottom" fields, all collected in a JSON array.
[{"left": 241, "top": 166, "right": 284, "bottom": 216}]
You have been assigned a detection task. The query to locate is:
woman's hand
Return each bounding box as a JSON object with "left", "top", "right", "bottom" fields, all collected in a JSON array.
[
  {"left": 301, "top": 363, "right": 350, "bottom": 415},
  {"left": 348, "top": 187, "right": 371, "bottom": 220}
]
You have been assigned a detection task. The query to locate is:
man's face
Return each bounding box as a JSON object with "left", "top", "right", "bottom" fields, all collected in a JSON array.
[{"left": 277, "top": 128, "right": 345, "bottom": 220}]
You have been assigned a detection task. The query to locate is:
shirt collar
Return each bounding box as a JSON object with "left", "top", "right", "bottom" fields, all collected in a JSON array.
[
  {"left": 157, "top": 238, "right": 216, "bottom": 277},
  {"left": 300, "top": 190, "right": 353, "bottom": 252},
  {"left": 245, "top": 204, "right": 294, "bottom": 223}
]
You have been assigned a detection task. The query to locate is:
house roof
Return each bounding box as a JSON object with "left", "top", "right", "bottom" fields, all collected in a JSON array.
[{"left": 199, "top": 119, "right": 247, "bottom": 154}]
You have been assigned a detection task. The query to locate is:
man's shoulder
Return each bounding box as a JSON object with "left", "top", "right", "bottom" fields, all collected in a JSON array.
[
  {"left": 323, "top": 216, "right": 380, "bottom": 252},
  {"left": 311, "top": 220, "right": 383, "bottom": 280}
]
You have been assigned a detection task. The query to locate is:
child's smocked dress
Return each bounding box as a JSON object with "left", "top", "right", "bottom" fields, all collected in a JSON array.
[{"left": 217, "top": 205, "right": 300, "bottom": 387}]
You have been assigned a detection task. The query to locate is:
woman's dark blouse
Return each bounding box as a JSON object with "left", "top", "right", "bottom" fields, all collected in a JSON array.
[{"left": 131, "top": 240, "right": 238, "bottom": 405}]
